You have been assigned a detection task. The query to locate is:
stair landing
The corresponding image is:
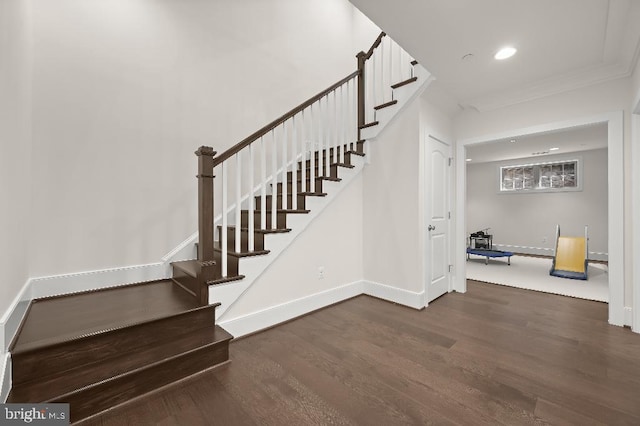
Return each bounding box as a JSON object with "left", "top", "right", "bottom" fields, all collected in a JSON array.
[{"left": 11, "top": 279, "right": 200, "bottom": 353}]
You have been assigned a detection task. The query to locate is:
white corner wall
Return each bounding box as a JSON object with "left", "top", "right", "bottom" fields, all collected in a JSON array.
[
  {"left": 363, "top": 100, "right": 422, "bottom": 293},
  {"left": 466, "top": 148, "right": 608, "bottom": 257},
  {"left": 0, "top": 0, "right": 31, "bottom": 323},
  {"left": 26, "top": 0, "right": 378, "bottom": 278}
]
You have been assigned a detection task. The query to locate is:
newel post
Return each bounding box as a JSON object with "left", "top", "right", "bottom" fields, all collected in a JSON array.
[
  {"left": 195, "top": 146, "right": 217, "bottom": 262},
  {"left": 356, "top": 51, "right": 366, "bottom": 139}
]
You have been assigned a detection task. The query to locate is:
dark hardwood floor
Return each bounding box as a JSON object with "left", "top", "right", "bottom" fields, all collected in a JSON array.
[{"left": 79, "top": 280, "right": 640, "bottom": 425}]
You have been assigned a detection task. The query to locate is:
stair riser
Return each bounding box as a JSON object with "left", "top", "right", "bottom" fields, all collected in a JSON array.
[
  {"left": 9, "top": 326, "right": 231, "bottom": 403},
  {"left": 240, "top": 211, "right": 287, "bottom": 230},
  {"left": 11, "top": 306, "right": 216, "bottom": 385},
  {"left": 254, "top": 194, "right": 306, "bottom": 210},
  {"left": 60, "top": 341, "right": 229, "bottom": 423},
  {"left": 172, "top": 269, "right": 198, "bottom": 297},
  {"left": 217, "top": 226, "right": 265, "bottom": 252}
]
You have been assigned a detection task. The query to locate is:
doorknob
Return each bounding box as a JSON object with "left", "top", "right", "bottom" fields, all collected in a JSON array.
[{"left": 428, "top": 225, "right": 436, "bottom": 231}]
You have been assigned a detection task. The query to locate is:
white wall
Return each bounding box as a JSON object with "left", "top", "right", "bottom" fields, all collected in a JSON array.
[
  {"left": 0, "top": 0, "right": 31, "bottom": 320},
  {"left": 222, "top": 174, "right": 363, "bottom": 318},
  {"left": 26, "top": 0, "right": 379, "bottom": 279},
  {"left": 455, "top": 77, "right": 633, "bottom": 305},
  {"left": 466, "top": 149, "right": 608, "bottom": 256},
  {"left": 363, "top": 100, "right": 422, "bottom": 292}
]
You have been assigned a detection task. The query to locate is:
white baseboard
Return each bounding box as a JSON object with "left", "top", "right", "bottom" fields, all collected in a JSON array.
[
  {"left": 29, "top": 262, "right": 170, "bottom": 300},
  {"left": 492, "top": 244, "right": 608, "bottom": 262},
  {"left": 219, "top": 279, "right": 427, "bottom": 338},
  {"left": 1, "top": 353, "right": 10, "bottom": 403},
  {"left": 219, "top": 281, "right": 364, "bottom": 338},
  {"left": 363, "top": 280, "right": 426, "bottom": 309},
  {"left": 624, "top": 307, "right": 633, "bottom": 327}
]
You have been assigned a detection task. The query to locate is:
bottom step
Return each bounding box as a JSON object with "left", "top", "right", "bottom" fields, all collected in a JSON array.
[{"left": 9, "top": 325, "right": 232, "bottom": 424}]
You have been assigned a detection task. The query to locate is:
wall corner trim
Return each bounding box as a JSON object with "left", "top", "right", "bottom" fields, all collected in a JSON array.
[
  {"left": 624, "top": 307, "right": 633, "bottom": 328},
  {"left": 1, "top": 353, "right": 11, "bottom": 403}
]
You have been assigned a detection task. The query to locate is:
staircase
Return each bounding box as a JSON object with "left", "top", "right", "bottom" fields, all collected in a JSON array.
[
  {"left": 172, "top": 32, "right": 431, "bottom": 322},
  {"left": 5, "top": 32, "right": 431, "bottom": 423}
]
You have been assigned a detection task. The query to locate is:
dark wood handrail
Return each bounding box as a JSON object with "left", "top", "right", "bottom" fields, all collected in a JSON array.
[
  {"left": 213, "top": 70, "right": 359, "bottom": 167},
  {"left": 360, "top": 32, "right": 386, "bottom": 61},
  {"left": 213, "top": 31, "right": 386, "bottom": 167}
]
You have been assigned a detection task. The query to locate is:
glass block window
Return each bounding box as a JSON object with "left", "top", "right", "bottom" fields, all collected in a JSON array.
[{"left": 500, "top": 160, "right": 579, "bottom": 192}]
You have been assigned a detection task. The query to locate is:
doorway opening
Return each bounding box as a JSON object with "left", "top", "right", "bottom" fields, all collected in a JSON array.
[{"left": 454, "top": 112, "right": 625, "bottom": 326}]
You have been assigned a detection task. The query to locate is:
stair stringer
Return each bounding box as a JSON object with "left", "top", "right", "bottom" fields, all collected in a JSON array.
[
  {"left": 211, "top": 153, "right": 366, "bottom": 321},
  {"left": 361, "top": 64, "right": 433, "bottom": 141}
]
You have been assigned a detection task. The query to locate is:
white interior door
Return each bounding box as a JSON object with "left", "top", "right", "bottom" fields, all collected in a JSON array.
[{"left": 426, "top": 135, "right": 451, "bottom": 302}]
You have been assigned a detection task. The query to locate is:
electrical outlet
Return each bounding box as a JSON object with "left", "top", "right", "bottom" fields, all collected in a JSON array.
[
  {"left": 542, "top": 236, "right": 547, "bottom": 243},
  {"left": 318, "top": 266, "right": 325, "bottom": 279}
]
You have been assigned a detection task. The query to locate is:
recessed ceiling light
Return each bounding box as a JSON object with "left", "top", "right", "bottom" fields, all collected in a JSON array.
[
  {"left": 465, "top": 158, "right": 472, "bottom": 162},
  {"left": 461, "top": 53, "right": 475, "bottom": 62},
  {"left": 549, "top": 147, "right": 559, "bottom": 151},
  {"left": 495, "top": 47, "right": 517, "bottom": 60}
]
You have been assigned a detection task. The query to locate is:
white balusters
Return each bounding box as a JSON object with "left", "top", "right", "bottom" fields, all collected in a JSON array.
[
  {"left": 248, "top": 143, "right": 255, "bottom": 251},
  {"left": 221, "top": 161, "right": 228, "bottom": 276},
  {"left": 362, "top": 35, "right": 417, "bottom": 124},
  {"left": 270, "top": 129, "right": 277, "bottom": 228},
  {"left": 235, "top": 152, "right": 241, "bottom": 253},
  {"left": 281, "top": 121, "right": 288, "bottom": 209},
  {"left": 340, "top": 85, "right": 346, "bottom": 164},
  {"left": 383, "top": 37, "right": 397, "bottom": 99},
  {"left": 301, "top": 110, "right": 307, "bottom": 193},
  {"left": 291, "top": 115, "right": 298, "bottom": 207},
  {"left": 322, "top": 96, "right": 329, "bottom": 177},
  {"left": 309, "top": 103, "right": 316, "bottom": 194},
  {"left": 210, "top": 75, "right": 362, "bottom": 278},
  {"left": 260, "top": 136, "right": 266, "bottom": 229}
]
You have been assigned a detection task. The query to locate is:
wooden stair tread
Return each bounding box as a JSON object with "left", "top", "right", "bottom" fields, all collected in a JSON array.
[
  {"left": 226, "top": 225, "right": 292, "bottom": 234},
  {"left": 253, "top": 209, "right": 310, "bottom": 214},
  {"left": 359, "top": 121, "right": 379, "bottom": 129},
  {"left": 300, "top": 191, "right": 328, "bottom": 196},
  {"left": 374, "top": 100, "right": 398, "bottom": 110},
  {"left": 391, "top": 76, "right": 418, "bottom": 89},
  {"left": 213, "top": 242, "right": 269, "bottom": 258},
  {"left": 332, "top": 162, "right": 355, "bottom": 169},
  {"left": 11, "top": 280, "right": 201, "bottom": 353},
  {"left": 207, "top": 274, "right": 246, "bottom": 286},
  {"left": 283, "top": 176, "right": 342, "bottom": 183},
  {"left": 8, "top": 325, "right": 232, "bottom": 403}
]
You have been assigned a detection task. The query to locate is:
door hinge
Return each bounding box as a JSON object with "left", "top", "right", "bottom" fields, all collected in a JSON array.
[
  {"left": 448, "top": 264, "right": 453, "bottom": 273},
  {"left": 448, "top": 157, "right": 452, "bottom": 166},
  {"left": 448, "top": 211, "right": 451, "bottom": 219}
]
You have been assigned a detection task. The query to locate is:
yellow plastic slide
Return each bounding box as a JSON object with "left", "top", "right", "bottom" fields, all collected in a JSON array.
[{"left": 550, "top": 225, "right": 588, "bottom": 280}]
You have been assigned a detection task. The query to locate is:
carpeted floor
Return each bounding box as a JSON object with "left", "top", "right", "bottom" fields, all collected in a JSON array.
[{"left": 466, "top": 254, "right": 608, "bottom": 302}]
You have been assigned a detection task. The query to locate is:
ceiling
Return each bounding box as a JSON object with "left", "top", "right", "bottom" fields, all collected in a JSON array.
[
  {"left": 349, "top": 0, "right": 640, "bottom": 113},
  {"left": 464, "top": 122, "right": 608, "bottom": 164}
]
